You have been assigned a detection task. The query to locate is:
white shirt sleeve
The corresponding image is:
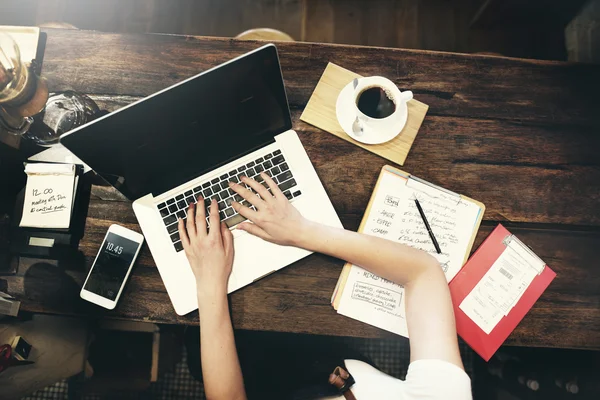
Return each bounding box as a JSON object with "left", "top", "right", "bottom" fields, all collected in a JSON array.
[
  {"left": 403, "top": 359, "right": 472, "bottom": 400},
  {"left": 325, "top": 359, "right": 472, "bottom": 400}
]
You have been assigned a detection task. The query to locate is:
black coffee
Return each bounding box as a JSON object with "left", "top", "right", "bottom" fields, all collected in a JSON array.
[{"left": 356, "top": 86, "right": 396, "bottom": 119}]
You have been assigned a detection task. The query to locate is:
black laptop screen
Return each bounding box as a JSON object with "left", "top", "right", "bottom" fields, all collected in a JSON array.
[{"left": 61, "top": 45, "right": 291, "bottom": 199}]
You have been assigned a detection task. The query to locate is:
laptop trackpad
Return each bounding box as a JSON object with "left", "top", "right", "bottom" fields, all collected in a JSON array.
[{"left": 228, "top": 231, "right": 310, "bottom": 292}]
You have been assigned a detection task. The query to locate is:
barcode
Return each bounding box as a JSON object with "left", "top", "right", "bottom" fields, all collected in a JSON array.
[{"left": 499, "top": 268, "right": 513, "bottom": 280}]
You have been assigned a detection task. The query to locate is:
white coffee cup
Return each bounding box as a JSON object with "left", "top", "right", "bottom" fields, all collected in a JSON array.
[{"left": 351, "top": 76, "right": 412, "bottom": 138}]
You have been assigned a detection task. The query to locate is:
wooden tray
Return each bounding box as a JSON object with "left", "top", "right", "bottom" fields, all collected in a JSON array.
[{"left": 300, "top": 62, "right": 428, "bottom": 166}]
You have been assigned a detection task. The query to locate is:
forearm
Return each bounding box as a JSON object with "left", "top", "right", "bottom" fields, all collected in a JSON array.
[
  {"left": 297, "top": 221, "right": 463, "bottom": 368},
  {"left": 230, "top": 175, "right": 463, "bottom": 369},
  {"left": 403, "top": 268, "right": 463, "bottom": 367},
  {"left": 296, "top": 221, "right": 440, "bottom": 285},
  {"left": 198, "top": 290, "right": 246, "bottom": 400}
]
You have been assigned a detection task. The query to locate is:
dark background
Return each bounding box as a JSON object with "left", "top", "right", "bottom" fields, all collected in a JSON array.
[{"left": 0, "top": 0, "right": 598, "bottom": 63}]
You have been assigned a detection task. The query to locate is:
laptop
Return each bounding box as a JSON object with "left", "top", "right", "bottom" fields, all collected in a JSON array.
[{"left": 60, "top": 44, "right": 342, "bottom": 315}]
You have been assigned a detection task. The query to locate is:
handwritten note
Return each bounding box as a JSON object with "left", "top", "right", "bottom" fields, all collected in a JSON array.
[
  {"left": 351, "top": 281, "right": 403, "bottom": 311},
  {"left": 337, "top": 171, "right": 481, "bottom": 337},
  {"left": 339, "top": 267, "right": 410, "bottom": 336},
  {"left": 459, "top": 238, "right": 545, "bottom": 334},
  {"left": 20, "top": 163, "right": 77, "bottom": 229}
]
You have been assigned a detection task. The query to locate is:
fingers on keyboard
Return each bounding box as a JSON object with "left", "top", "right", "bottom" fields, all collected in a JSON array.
[{"left": 161, "top": 150, "right": 301, "bottom": 251}]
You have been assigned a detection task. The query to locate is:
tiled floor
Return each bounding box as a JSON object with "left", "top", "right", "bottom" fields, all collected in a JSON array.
[
  {"left": 22, "top": 334, "right": 475, "bottom": 400},
  {"left": 22, "top": 381, "right": 70, "bottom": 400},
  {"left": 22, "top": 348, "right": 206, "bottom": 400}
]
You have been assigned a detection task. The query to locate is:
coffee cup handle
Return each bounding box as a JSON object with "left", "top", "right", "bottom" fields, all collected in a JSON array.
[{"left": 399, "top": 90, "right": 413, "bottom": 103}]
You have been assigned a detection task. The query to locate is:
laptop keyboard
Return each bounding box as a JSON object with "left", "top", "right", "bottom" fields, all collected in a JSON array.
[{"left": 156, "top": 150, "right": 301, "bottom": 252}]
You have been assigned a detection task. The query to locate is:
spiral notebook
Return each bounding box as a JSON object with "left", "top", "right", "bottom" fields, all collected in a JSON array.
[
  {"left": 331, "top": 165, "right": 485, "bottom": 337},
  {"left": 19, "top": 163, "right": 78, "bottom": 229}
]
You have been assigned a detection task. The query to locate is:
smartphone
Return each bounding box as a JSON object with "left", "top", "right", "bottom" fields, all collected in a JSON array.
[{"left": 80, "top": 224, "right": 144, "bottom": 310}]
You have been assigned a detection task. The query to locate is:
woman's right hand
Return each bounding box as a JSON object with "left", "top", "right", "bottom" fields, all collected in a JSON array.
[{"left": 228, "top": 172, "right": 313, "bottom": 246}]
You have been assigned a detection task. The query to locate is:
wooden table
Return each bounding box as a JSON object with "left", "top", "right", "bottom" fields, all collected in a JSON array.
[{"left": 4, "top": 29, "right": 600, "bottom": 351}]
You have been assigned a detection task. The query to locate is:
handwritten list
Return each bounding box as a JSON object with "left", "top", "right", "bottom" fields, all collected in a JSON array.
[
  {"left": 337, "top": 171, "right": 481, "bottom": 337},
  {"left": 20, "top": 163, "right": 77, "bottom": 229}
]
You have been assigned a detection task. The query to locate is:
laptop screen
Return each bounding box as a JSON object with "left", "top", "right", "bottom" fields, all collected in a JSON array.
[{"left": 61, "top": 44, "right": 292, "bottom": 200}]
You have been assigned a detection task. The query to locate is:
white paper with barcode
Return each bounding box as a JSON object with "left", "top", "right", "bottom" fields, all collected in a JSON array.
[{"left": 459, "top": 240, "right": 545, "bottom": 334}]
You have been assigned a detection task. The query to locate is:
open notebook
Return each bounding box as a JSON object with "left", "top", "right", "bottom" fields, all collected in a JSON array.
[{"left": 331, "top": 165, "right": 485, "bottom": 337}]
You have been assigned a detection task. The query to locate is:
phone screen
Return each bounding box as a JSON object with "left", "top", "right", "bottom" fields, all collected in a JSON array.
[{"left": 84, "top": 232, "right": 140, "bottom": 300}]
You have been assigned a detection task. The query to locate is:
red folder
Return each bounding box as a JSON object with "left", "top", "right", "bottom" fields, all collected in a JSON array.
[{"left": 449, "top": 224, "right": 556, "bottom": 361}]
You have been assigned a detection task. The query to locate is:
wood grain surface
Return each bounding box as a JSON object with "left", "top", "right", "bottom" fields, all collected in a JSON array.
[{"left": 4, "top": 29, "right": 600, "bottom": 350}]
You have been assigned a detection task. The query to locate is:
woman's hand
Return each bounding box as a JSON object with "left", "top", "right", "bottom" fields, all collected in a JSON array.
[
  {"left": 228, "top": 172, "right": 313, "bottom": 246},
  {"left": 178, "top": 199, "right": 234, "bottom": 297}
]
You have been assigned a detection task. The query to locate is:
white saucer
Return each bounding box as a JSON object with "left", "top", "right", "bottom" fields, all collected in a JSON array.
[{"left": 335, "top": 81, "right": 408, "bottom": 145}]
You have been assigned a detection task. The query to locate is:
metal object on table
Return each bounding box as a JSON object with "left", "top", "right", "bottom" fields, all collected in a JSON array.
[
  {"left": 26, "top": 91, "right": 100, "bottom": 147},
  {"left": 1, "top": 31, "right": 100, "bottom": 147},
  {"left": 0, "top": 31, "right": 48, "bottom": 140}
]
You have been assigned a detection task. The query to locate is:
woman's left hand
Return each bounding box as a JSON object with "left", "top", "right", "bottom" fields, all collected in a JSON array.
[{"left": 178, "top": 198, "right": 234, "bottom": 298}]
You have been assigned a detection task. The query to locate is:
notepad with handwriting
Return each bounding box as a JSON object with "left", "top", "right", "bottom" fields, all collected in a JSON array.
[
  {"left": 331, "top": 165, "right": 485, "bottom": 337},
  {"left": 19, "top": 163, "right": 78, "bottom": 229}
]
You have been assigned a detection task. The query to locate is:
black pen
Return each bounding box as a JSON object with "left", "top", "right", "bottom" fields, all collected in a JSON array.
[{"left": 414, "top": 199, "right": 442, "bottom": 254}]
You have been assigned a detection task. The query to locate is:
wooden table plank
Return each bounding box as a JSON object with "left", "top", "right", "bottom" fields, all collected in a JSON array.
[
  {"left": 6, "top": 220, "right": 600, "bottom": 350},
  {"left": 40, "top": 29, "right": 600, "bottom": 128},
  {"left": 2, "top": 29, "right": 600, "bottom": 350},
  {"left": 89, "top": 96, "right": 600, "bottom": 227}
]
